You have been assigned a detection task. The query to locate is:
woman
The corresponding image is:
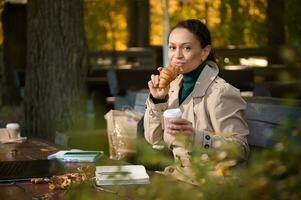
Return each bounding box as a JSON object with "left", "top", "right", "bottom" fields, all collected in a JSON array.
[{"left": 144, "top": 19, "right": 249, "bottom": 170}]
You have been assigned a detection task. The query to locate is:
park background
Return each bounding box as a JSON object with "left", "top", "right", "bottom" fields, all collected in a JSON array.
[{"left": 0, "top": 1, "right": 300, "bottom": 198}]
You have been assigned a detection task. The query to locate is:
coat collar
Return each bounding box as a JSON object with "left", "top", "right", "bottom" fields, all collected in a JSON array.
[{"left": 169, "top": 61, "right": 219, "bottom": 98}]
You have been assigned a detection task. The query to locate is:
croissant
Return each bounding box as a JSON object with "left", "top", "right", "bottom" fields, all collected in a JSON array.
[{"left": 159, "top": 65, "right": 181, "bottom": 88}]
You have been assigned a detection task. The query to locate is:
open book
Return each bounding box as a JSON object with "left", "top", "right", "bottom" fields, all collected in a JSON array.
[{"left": 95, "top": 165, "right": 150, "bottom": 185}]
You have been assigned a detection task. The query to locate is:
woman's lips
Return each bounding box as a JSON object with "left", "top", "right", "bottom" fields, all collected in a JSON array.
[{"left": 174, "top": 62, "right": 185, "bottom": 67}]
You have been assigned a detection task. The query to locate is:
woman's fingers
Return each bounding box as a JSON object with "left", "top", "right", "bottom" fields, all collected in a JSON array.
[
  {"left": 150, "top": 74, "right": 160, "bottom": 87},
  {"left": 149, "top": 74, "right": 169, "bottom": 99},
  {"left": 150, "top": 74, "right": 155, "bottom": 84},
  {"left": 169, "top": 118, "right": 187, "bottom": 124},
  {"left": 166, "top": 128, "right": 193, "bottom": 135},
  {"left": 168, "top": 125, "right": 193, "bottom": 133},
  {"left": 166, "top": 118, "right": 194, "bottom": 135},
  {"left": 148, "top": 80, "right": 154, "bottom": 88}
]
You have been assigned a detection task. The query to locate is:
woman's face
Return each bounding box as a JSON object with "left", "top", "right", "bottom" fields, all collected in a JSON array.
[{"left": 168, "top": 28, "right": 207, "bottom": 74}]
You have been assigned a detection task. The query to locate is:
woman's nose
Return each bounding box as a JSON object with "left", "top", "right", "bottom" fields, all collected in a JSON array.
[{"left": 175, "top": 48, "right": 184, "bottom": 58}]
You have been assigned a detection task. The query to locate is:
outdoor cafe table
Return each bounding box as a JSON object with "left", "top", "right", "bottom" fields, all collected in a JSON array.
[
  {"left": 0, "top": 138, "right": 165, "bottom": 200},
  {"left": 0, "top": 139, "right": 125, "bottom": 199}
]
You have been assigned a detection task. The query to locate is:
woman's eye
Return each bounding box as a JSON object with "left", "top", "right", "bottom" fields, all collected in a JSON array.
[
  {"left": 169, "top": 46, "right": 176, "bottom": 50},
  {"left": 184, "top": 46, "right": 191, "bottom": 51}
]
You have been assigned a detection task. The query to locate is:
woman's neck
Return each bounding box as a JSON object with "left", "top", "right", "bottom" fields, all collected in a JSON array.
[{"left": 183, "top": 62, "right": 206, "bottom": 83}]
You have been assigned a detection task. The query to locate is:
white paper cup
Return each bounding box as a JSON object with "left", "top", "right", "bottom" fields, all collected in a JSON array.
[
  {"left": 163, "top": 108, "right": 182, "bottom": 148},
  {"left": 6, "top": 123, "right": 21, "bottom": 140},
  {"left": 163, "top": 108, "right": 182, "bottom": 119},
  {"left": 163, "top": 108, "right": 182, "bottom": 130}
]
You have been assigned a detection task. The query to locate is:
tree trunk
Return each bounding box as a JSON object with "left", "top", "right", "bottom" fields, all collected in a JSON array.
[
  {"left": 1, "top": 2, "right": 26, "bottom": 105},
  {"left": 126, "top": 0, "right": 149, "bottom": 47},
  {"left": 25, "top": 0, "right": 87, "bottom": 141},
  {"left": 267, "top": 0, "right": 285, "bottom": 64},
  {"left": 137, "top": 0, "right": 150, "bottom": 47},
  {"left": 126, "top": 0, "right": 138, "bottom": 47},
  {"left": 285, "top": 0, "right": 301, "bottom": 45},
  {"left": 228, "top": 0, "right": 244, "bottom": 45}
]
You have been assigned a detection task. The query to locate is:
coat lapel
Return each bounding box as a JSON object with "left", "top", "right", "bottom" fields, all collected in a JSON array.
[
  {"left": 192, "top": 61, "right": 219, "bottom": 98},
  {"left": 191, "top": 61, "right": 219, "bottom": 127}
]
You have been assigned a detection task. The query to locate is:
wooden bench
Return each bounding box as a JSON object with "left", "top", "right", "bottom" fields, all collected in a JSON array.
[
  {"left": 243, "top": 96, "right": 301, "bottom": 147},
  {"left": 104, "top": 68, "right": 156, "bottom": 110},
  {"left": 214, "top": 46, "right": 280, "bottom": 66},
  {"left": 133, "top": 90, "right": 301, "bottom": 148},
  {"left": 86, "top": 48, "right": 157, "bottom": 110},
  {"left": 88, "top": 47, "right": 157, "bottom": 71}
]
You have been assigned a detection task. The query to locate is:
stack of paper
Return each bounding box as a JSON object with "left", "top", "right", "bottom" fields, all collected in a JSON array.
[{"left": 95, "top": 165, "right": 150, "bottom": 185}]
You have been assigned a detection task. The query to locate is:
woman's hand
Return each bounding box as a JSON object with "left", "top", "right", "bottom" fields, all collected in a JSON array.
[
  {"left": 165, "top": 118, "right": 194, "bottom": 135},
  {"left": 148, "top": 67, "right": 169, "bottom": 99}
]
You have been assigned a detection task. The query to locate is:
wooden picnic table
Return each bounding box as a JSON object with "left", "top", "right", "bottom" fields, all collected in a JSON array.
[
  {"left": 0, "top": 138, "right": 157, "bottom": 200},
  {"left": 0, "top": 139, "right": 121, "bottom": 199}
]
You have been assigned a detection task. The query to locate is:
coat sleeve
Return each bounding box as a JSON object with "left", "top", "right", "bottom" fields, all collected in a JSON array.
[
  {"left": 194, "top": 84, "right": 250, "bottom": 161},
  {"left": 144, "top": 96, "right": 168, "bottom": 145}
]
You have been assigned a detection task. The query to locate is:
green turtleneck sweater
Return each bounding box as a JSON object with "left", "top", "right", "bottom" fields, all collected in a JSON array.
[{"left": 179, "top": 62, "right": 206, "bottom": 105}]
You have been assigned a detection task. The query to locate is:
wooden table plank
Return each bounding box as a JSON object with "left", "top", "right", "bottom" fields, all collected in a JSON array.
[
  {"left": 0, "top": 139, "right": 66, "bottom": 200},
  {"left": 0, "top": 139, "right": 61, "bottom": 161}
]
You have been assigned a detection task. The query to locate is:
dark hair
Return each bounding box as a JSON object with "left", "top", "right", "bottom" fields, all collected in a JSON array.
[{"left": 169, "top": 19, "right": 215, "bottom": 62}]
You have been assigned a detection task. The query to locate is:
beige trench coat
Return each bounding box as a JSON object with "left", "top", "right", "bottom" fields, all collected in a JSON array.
[{"left": 144, "top": 61, "right": 250, "bottom": 165}]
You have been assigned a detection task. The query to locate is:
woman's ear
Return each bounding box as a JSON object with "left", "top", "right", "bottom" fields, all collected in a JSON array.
[{"left": 201, "top": 45, "right": 211, "bottom": 60}]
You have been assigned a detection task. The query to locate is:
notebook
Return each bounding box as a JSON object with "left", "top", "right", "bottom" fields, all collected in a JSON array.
[
  {"left": 62, "top": 151, "right": 103, "bottom": 162},
  {"left": 48, "top": 150, "right": 103, "bottom": 162},
  {"left": 95, "top": 165, "right": 150, "bottom": 186},
  {"left": 0, "top": 160, "right": 65, "bottom": 183}
]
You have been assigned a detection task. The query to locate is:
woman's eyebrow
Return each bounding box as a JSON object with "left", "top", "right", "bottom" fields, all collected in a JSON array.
[
  {"left": 168, "top": 42, "right": 193, "bottom": 45},
  {"left": 182, "top": 42, "right": 193, "bottom": 45}
]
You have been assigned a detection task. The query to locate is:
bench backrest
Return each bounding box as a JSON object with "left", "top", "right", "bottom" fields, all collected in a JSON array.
[{"left": 243, "top": 96, "right": 301, "bottom": 147}]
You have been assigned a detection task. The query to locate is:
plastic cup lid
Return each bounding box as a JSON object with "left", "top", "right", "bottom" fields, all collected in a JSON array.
[
  {"left": 163, "top": 108, "right": 182, "bottom": 118},
  {"left": 6, "top": 123, "right": 20, "bottom": 129}
]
